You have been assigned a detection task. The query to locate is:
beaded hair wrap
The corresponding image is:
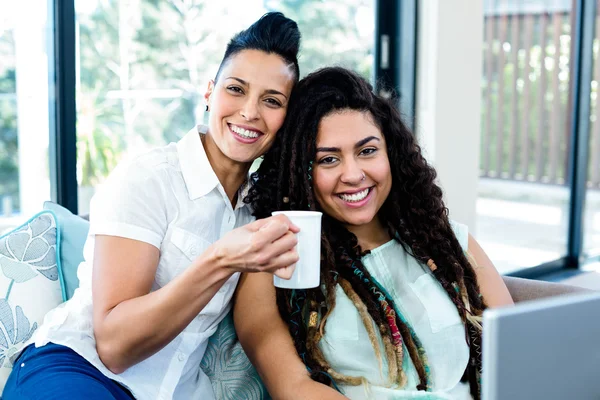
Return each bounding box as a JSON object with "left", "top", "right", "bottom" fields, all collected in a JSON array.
[
  {"left": 351, "top": 262, "right": 431, "bottom": 390},
  {"left": 337, "top": 278, "right": 390, "bottom": 384},
  {"left": 310, "top": 276, "right": 405, "bottom": 389}
]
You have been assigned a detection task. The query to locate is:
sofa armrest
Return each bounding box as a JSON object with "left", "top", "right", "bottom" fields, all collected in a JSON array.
[{"left": 502, "top": 276, "right": 595, "bottom": 303}]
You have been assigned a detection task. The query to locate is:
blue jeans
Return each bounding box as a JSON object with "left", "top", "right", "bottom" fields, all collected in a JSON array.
[{"left": 3, "top": 343, "right": 135, "bottom": 400}]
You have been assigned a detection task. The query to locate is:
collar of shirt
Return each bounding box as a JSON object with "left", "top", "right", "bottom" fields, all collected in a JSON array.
[{"left": 177, "top": 124, "right": 251, "bottom": 210}]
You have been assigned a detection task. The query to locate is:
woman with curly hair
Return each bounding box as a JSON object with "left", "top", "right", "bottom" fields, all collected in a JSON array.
[{"left": 235, "top": 67, "right": 513, "bottom": 399}]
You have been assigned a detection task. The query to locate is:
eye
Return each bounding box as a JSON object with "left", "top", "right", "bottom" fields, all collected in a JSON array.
[
  {"left": 317, "top": 156, "right": 338, "bottom": 165},
  {"left": 227, "top": 86, "right": 244, "bottom": 94},
  {"left": 360, "top": 147, "right": 377, "bottom": 156},
  {"left": 264, "top": 98, "right": 283, "bottom": 108}
]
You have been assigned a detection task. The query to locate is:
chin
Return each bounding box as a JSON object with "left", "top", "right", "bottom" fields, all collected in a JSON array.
[
  {"left": 231, "top": 154, "right": 258, "bottom": 163},
  {"left": 224, "top": 148, "right": 260, "bottom": 163},
  {"left": 343, "top": 214, "right": 377, "bottom": 227}
]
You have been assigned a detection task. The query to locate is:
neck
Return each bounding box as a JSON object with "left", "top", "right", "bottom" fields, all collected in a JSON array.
[
  {"left": 201, "top": 133, "right": 251, "bottom": 207},
  {"left": 346, "top": 216, "right": 391, "bottom": 252}
]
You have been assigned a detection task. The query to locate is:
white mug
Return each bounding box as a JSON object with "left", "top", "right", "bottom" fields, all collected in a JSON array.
[{"left": 272, "top": 211, "right": 322, "bottom": 289}]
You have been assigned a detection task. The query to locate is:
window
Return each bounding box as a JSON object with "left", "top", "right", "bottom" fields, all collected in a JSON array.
[
  {"left": 0, "top": 1, "right": 52, "bottom": 231},
  {"left": 478, "top": 0, "right": 575, "bottom": 273},
  {"left": 74, "top": 0, "right": 375, "bottom": 214},
  {"left": 583, "top": 8, "right": 600, "bottom": 263}
]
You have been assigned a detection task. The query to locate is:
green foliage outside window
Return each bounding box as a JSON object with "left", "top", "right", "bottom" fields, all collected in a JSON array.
[
  {"left": 0, "top": 29, "right": 18, "bottom": 212},
  {"left": 0, "top": 0, "right": 374, "bottom": 198},
  {"left": 75, "top": 0, "right": 373, "bottom": 187}
]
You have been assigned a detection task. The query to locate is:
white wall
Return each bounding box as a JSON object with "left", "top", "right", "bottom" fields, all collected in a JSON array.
[{"left": 416, "top": 0, "right": 483, "bottom": 232}]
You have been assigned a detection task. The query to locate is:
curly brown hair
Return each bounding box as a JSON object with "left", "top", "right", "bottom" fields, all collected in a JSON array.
[{"left": 245, "top": 66, "right": 486, "bottom": 398}]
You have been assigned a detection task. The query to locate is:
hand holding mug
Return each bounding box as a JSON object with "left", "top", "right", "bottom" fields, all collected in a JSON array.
[{"left": 213, "top": 214, "right": 300, "bottom": 276}]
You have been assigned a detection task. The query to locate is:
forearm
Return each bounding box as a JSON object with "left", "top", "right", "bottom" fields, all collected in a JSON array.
[
  {"left": 292, "top": 379, "right": 348, "bottom": 400},
  {"left": 264, "top": 371, "right": 347, "bottom": 400},
  {"left": 95, "top": 248, "right": 231, "bottom": 373},
  {"left": 246, "top": 332, "right": 347, "bottom": 400},
  {"left": 235, "top": 273, "right": 347, "bottom": 399}
]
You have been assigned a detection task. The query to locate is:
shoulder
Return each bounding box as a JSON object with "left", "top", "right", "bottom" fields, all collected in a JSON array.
[
  {"left": 464, "top": 233, "right": 514, "bottom": 307},
  {"left": 90, "top": 144, "right": 181, "bottom": 218},
  {"left": 119, "top": 144, "right": 178, "bottom": 179},
  {"left": 102, "top": 144, "right": 179, "bottom": 191},
  {"left": 449, "top": 220, "right": 468, "bottom": 251}
]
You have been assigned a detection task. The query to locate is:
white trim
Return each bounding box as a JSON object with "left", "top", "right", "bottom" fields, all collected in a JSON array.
[{"left": 416, "top": 0, "right": 483, "bottom": 232}]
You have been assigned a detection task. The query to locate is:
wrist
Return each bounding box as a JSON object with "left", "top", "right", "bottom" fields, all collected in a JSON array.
[
  {"left": 200, "top": 243, "right": 233, "bottom": 282},
  {"left": 288, "top": 375, "right": 347, "bottom": 400}
]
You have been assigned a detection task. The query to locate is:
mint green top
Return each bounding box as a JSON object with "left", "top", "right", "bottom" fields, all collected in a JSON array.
[{"left": 318, "top": 222, "right": 472, "bottom": 400}]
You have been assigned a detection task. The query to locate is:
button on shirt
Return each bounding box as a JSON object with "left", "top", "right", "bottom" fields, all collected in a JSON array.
[{"left": 32, "top": 125, "right": 254, "bottom": 400}]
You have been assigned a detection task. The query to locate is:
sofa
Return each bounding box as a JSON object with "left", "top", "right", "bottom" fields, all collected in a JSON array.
[
  {"left": 502, "top": 275, "right": 594, "bottom": 302},
  {"left": 0, "top": 202, "right": 595, "bottom": 399}
]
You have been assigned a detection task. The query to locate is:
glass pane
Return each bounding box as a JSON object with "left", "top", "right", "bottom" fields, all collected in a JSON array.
[
  {"left": 583, "top": 4, "right": 600, "bottom": 262},
  {"left": 266, "top": 0, "right": 375, "bottom": 81},
  {"left": 477, "top": 0, "right": 574, "bottom": 274},
  {"left": 0, "top": 1, "right": 52, "bottom": 232},
  {"left": 75, "top": 0, "right": 375, "bottom": 214}
]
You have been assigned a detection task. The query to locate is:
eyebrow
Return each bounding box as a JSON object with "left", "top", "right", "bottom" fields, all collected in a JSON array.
[
  {"left": 225, "top": 77, "right": 288, "bottom": 99},
  {"left": 316, "top": 136, "right": 380, "bottom": 153}
]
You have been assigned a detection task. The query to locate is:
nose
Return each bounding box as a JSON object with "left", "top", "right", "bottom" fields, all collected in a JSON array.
[
  {"left": 340, "top": 160, "right": 364, "bottom": 185},
  {"left": 240, "top": 98, "right": 260, "bottom": 121}
]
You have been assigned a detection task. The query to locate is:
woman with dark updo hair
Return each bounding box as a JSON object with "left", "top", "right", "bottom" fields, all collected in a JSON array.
[
  {"left": 4, "top": 12, "right": 303, "bottom": 400},
  {"left": 236, "top": 67, "right": 513, "bottom": 400}
]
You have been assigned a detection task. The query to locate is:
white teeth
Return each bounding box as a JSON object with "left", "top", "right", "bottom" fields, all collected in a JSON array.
[
  {"left": 339, "top": 188, "right": 370, "bottom": 202},
  {"left": 230, "top": 125, "right": 259, "bottom": 138}
]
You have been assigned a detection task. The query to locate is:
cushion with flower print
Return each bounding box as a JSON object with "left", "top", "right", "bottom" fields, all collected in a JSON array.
[
  {"left": 200, "top": 311, "right": 271, "bottom": 400},
  {"left": 0, "top": 211, "right": 65, "bottom": 390}
]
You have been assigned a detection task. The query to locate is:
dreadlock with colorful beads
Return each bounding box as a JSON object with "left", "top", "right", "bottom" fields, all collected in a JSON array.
[{"left": 245, "top": 67, "right": 487, "bottom": 399}]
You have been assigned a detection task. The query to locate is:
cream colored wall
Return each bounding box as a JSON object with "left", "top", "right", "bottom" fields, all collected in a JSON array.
[{"left": 415, "top": 0, "right": 483, "bottom": 233}]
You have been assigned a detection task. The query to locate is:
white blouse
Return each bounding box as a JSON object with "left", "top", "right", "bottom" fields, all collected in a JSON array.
[
  {"left": 31, "top": 125, "right": 254, "bottom": 400},
  {"left": 319, "top": 222, "right": 472, "bottom": 400}
]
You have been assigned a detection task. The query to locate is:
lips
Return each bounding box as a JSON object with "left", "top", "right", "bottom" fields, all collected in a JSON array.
[
  {"left": 338, "top": 187, "right": 371, "bottom": 202},
  {"left": 229, "top": 123, "right": 263, "bottom": 139},
  {"left": 335, "top": 187, "right": 374, "bottom": 209}
]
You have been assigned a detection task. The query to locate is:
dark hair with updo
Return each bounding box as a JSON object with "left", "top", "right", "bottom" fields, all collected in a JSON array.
[
  {"left": 215, "top": 12, "right": 301, "bottom": 82},
  {"left": 245, "top": 67, "right": 486, "bottom": 399}
]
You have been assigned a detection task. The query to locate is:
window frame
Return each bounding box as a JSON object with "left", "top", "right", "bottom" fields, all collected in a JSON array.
[
  {"left": 375, "top": 0, "right": 418, "bottom": 130},
  {"left": 49, "top": 0, "right": 78, "bottom": 214}
]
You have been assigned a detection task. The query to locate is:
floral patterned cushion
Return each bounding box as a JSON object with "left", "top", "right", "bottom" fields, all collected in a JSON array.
[
  {"left": 200, "top": 311, "right": 271, "bottom": 400},
  {"left": 0, "top": 211, "right": 64, "bottom": 388}
]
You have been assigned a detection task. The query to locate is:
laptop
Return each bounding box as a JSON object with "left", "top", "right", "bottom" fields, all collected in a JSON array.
[{"left": 482, "top": 291, "right": 600, "bottom": 400}]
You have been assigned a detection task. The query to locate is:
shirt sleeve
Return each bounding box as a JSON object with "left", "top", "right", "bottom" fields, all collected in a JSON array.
[
  {"left": 88, "top": 155, "right": 169, "bottom": 249},
  {"left": 449, "top": 220, "right": 469, "bottom": 252}
]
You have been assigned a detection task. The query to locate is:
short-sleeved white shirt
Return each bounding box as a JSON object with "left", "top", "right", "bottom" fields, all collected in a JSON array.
[{"left": 32, "top": 125, "right": 254, "bottom": 400}]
